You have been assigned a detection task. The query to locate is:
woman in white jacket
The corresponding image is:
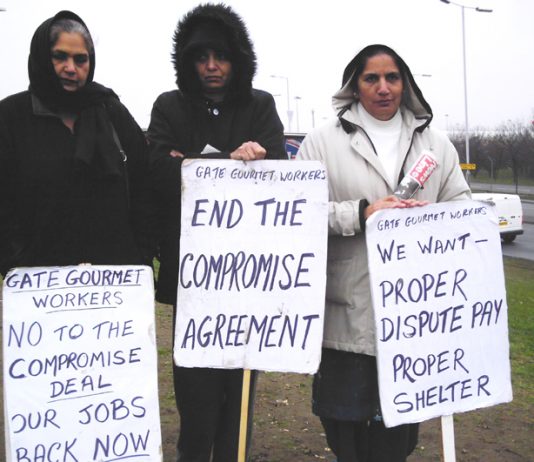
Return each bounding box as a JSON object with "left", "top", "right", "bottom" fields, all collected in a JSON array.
[{"left": 297, "top": 44, "right": 470, "bottom": 462}]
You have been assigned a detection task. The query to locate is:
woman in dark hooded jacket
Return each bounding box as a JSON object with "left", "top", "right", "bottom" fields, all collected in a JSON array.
[
  {"left": 298, "top": 44, "right": 470, "bottom": 462},
  {"left": 147, "top": 3, "right": 286, "bottom": 461},
  {"left": 148, "top": 3, "right": 286, "bottom": 306},
  {"left": 0, "top": 10, "right": 150, "bottom": 275}
]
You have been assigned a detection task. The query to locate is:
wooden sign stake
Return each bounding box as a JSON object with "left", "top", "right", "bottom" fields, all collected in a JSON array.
[{"left": 238, "top": 369, "right": 252, "bottom": 462}]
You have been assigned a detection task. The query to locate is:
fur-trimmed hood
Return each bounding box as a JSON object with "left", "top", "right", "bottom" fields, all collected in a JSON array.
[{"left": 171, "top": 3, "right": 257, "bottom": 100}]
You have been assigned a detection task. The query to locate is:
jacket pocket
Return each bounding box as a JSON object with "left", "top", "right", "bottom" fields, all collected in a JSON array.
[
  {"left": 325, "top": 257, "right": 355, "bottom": 306},
  {"left": 325, "top": 234, "right": 365, "bottom": 307}
]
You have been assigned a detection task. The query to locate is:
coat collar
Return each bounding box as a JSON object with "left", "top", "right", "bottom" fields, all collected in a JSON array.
[
  {"left": 31, "top": 93, "right": 58, "bottom": 117},
  {"left": 341, "top": 103, "right": 424, "bottom": 191}
]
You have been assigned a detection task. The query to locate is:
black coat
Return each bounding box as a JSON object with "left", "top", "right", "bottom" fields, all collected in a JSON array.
[
  {"left": 147, "top": 89, "right": 286, "bottom": 304},
  {"left": 0, "top": 91, "right": 150, "bottom": 275},
  {"left": 148, "top": 3, "right": 286, "bottom": 305}
]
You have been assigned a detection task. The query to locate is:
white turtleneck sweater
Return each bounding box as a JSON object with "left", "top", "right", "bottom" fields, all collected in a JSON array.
[{"left": 357, "top": 104, "right": 402, "bottom": 189}]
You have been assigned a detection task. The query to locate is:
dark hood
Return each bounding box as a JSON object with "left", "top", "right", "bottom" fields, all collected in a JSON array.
[
  {"left": 333, "top": 44, "right": 433, "bottom": 130},
  {"left": 171, "top": 3, "right": 257, "bottom": 100},
  {"left": 28, "top": 10, "right": 122, "bottom": 177},
  {"left": 28, "top": 10, "right": 100, "bottom": 111}
]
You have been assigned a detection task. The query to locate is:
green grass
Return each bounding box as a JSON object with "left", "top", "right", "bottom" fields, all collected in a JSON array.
[
  {"left": 470, "top": 169, "right": 534, "bottom": 199},
  {"left": 503, "top": 257, "right": 534, "bottom": 402},
  {"left": 472, "top": 169, "right": 534, "bottom": 187}
]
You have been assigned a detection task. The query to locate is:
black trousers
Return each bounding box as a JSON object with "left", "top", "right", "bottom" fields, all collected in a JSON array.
[
  {"left": 173, "top": 366, "right": 257, "bottom": 462},
  {"left": 172, "top": 303, "right": 257, "bottom": 462},
  {"left": 320, "top": 417, "right": 419, "bottom": 462},
  {"left": 313, "top": 349, "right": 419, "bottom": 462}
]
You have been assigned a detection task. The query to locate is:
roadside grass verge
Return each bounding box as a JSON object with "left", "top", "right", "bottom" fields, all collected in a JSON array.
[
  {"left": 472, "top": 170, "right": 534, "bottom": 187},
  {"left": 503, "top": 257, "right": 534, "bottom": 403}
]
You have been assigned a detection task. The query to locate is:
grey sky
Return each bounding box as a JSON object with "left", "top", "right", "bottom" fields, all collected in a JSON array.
[{"left": 0, "top": 0, "right": 532, "bottom": 132}]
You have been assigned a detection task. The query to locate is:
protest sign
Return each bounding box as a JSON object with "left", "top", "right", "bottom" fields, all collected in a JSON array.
[
  {"left": 174, "top": 159, "right": 328, "bottom": 374},
  {"left": 2, "top": 265, "right": 162, "bottom": 461},
  {"left": 366, "top": 200, "right": 513, "bottom": 428}
]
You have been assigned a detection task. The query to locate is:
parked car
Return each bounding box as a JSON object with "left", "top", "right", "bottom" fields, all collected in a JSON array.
[{"left": 472, "top": 193, "right": 524, "bottom": 243}]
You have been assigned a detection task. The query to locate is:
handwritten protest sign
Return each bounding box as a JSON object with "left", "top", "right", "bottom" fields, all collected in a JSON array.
[
  {"left": 2, "top": 265, "right": 162, "bottom": 461},
  {"left": 366, "top": 200, "right": 513, "bottom": 427},
  {"left": 174, "top": 159, "right": 328, "bottom": 374}
]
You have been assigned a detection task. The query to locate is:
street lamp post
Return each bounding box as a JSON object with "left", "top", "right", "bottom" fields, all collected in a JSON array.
[
  {"left": 270, "top": 74, "right": 293, "bottom": 132},
  {"left": 440, "top": 0, "right": 493, "bottom": 182},
  {"left": 294, "top": 96, "right": 302, "bottom": 132},
  {"left": 487, "top": 155, "right": 494, "bottom": 191}
]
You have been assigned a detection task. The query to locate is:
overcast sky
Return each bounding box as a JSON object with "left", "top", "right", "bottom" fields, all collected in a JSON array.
[{"left": 1, "top": 0, "right": 533, "bottom": 132}]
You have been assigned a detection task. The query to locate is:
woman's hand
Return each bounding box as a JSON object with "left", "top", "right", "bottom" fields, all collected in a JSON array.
[
  {"left": 170, "top": 149, "right": 184, "bottom": 158},
  {"left": 364, "top": 195, "right": 430, "bottom": 220},
  {"left": 230, "top": 141, "right": 266, "bottom": 161}
]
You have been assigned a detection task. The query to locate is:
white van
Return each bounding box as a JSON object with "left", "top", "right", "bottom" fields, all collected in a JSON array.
[{"left": 472, "top": 192, "right": 524, "bottom": 243}]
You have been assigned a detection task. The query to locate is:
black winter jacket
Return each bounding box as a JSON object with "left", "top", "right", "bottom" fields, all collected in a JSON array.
[
  {"left": 148, "top": 89, "right": 286, "bottom": 304},
  {"left": 147, "top": 3, "right": 286, "bottom": 304},
  {"left": 0, "top": 91, "right": 150, "bottom": 275}
]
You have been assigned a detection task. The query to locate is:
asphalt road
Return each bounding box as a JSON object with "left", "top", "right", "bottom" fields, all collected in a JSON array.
[
  {"left": 470, "top": 181, "right": 534, "bottom": 196},
  {"left": 501, "top": 223, "right": 534, "bottom": 261},
  {"left": 521, "top": 200, "right": 534, "bottom": 224},
  {"left": 470, "top": 181, "right": 534, "bottom": 224},
  {"left": 474, "top": 182, "right": 534, "bottom": 259}
]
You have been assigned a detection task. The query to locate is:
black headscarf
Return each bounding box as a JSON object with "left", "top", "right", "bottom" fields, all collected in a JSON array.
[{"left": 28, "top": 10, "right": 122, "bottom": 177}]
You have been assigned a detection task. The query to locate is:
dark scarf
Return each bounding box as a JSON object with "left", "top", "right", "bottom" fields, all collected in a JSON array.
[{"left": 28, "top": 10, "right": 122, "bottom": 177}]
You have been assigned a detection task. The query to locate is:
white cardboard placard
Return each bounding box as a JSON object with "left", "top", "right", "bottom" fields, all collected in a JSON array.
[
  {"left": 366, "top": 200, "right": 513, "bottom": 427},
  {"left": 2, "top": 265, "right": 162, "bottom": 461},
  {"left": 174, "top": 159, "right": 328, "bottom": 374}
]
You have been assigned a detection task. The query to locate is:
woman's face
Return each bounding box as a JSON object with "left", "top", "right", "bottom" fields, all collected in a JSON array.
[
  {"left": 51, "top": 32, "right": 90, "bottom": 92},
  {"left": 194, "top": 48, "right": 233, "bottom": 100},
  {"left": 356, "top": 53, "right": 403, "bottom": 121}
]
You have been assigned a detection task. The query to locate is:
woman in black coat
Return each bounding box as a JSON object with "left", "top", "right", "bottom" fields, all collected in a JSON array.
[
  {"left": 0, "top": 10, "right": 151, "bottom": 275},
  {"left": 147, "top": 4, "right": 286, "bottom": 461}
]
